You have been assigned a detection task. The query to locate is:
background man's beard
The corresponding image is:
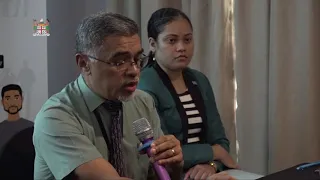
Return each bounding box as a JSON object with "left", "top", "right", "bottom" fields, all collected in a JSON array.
[{"left": 5, "top": 106, "right": 22, "bottom": 115}]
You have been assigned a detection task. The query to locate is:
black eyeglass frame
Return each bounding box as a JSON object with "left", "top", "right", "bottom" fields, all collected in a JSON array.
[{"left": 85, "top": 54, "right": 149, "bottom": 70}]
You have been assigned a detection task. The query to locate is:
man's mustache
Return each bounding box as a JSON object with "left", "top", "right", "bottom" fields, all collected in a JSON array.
[{"left": 123, "top": 78, "right": 139, "bottom": 85}]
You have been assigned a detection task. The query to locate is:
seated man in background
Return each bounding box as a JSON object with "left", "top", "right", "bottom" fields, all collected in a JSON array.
[
  {"left": 32, "top": 12, "right": 184, "bottom": 180},
  {"left": 0, "top": 84, "right": 33, "bottom": 156}
]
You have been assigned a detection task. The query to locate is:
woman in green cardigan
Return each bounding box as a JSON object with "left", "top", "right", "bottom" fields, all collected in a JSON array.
[{"left": 138, "top": 8, "right": 239, "bottom": 179}]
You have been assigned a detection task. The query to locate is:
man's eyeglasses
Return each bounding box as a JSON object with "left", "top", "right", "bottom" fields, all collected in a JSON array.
[{"left": 86, "top": 54, "right": 149, "bottom": 71}]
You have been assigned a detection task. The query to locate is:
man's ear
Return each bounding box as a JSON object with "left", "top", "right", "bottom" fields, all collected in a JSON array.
[
  {"left": 148, "top": 37, "right": 156, "bottom": 53},
  {"left": 76, "top": 54, "right": 91, "bottom": 75}
]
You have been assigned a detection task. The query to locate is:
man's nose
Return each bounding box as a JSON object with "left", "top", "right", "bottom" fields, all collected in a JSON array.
[{"left": 126, "top": 63, "right": 139, "bottom": 77}]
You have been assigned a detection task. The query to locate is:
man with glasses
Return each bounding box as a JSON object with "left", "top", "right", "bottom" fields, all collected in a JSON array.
[{"left": 32, "top": 12, "right": 183, "bottom": 180}]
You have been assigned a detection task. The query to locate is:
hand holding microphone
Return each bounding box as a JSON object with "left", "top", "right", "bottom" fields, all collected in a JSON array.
[
  {"left": 132, "top": 118, "right": 183, "bottom": 180},
  {"left": 149, "top": 135, "right": 183, "bottom": 166}
]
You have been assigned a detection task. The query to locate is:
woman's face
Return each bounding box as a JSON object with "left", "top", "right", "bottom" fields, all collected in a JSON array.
[{"left": 150, "top": 18, "right": 194, "bottom": 71}]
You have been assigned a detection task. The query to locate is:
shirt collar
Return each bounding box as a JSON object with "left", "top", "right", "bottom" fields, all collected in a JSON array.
[{"left": 77, "top": 75, "right": 104, "bottom": 112}]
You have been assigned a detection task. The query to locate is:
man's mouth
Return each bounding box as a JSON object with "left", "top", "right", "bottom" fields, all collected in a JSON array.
[{"left": 123, "top": 81, "right": 138, "bottom": 92}]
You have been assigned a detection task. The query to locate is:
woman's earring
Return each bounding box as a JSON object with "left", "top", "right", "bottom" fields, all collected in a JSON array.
[{"left": 153, "top": 57, "right": 156, "bottom": 61}]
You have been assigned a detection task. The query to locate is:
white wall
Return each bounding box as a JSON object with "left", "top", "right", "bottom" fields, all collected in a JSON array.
[{"left": 0, "top": 0, "right": 106, "bottom": 122}]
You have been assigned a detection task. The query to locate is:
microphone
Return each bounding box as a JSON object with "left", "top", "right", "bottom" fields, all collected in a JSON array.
[{"left": 132, "top": 118, "right": 171, "bottom": 180}]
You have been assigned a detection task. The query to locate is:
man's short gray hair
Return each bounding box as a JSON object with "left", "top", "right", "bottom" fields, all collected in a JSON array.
[{"left": 75, "top": 12, "right": 139, "bottom": 56}]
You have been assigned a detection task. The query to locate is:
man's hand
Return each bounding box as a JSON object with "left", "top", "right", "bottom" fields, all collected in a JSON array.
[
  {"left": 207, "top": 172, "right": 236, "bottom": 180},
  {"left": 149, "top": 135, "right": 183, "bottom": 166},
  {"left": 213, "top": 145, "right": 239, "bottom": 169},
  {"left": 184, "top": 164, "right": 217, "bottom": 180}
]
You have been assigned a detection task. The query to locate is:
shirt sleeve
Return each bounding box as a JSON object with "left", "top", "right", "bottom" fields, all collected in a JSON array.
[
  {"left": 202, "top": 74, "right": 230, "bottom": 153},
  {"left": 33, "top": 105, "right": 102, "bottom": 180}
]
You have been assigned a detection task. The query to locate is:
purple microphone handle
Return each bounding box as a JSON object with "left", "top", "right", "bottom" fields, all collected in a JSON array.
[{"left": 143, "top": 138, "right": 171, "bottom": 180}]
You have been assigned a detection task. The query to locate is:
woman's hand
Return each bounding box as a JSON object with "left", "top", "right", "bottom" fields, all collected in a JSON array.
[
  {"left": 207, "top": 171, "right": 236, "bottom": 180},
  {"left": 184, "top": 164, "right": 217, "bottom": 180},
  {"left": 213, "top": 145, "right": 239, "bottom": 169}
]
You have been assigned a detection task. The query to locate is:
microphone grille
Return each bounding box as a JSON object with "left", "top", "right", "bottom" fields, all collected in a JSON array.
[{"left": 132, "top": 118, "right": 153, "bottom": 141}]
